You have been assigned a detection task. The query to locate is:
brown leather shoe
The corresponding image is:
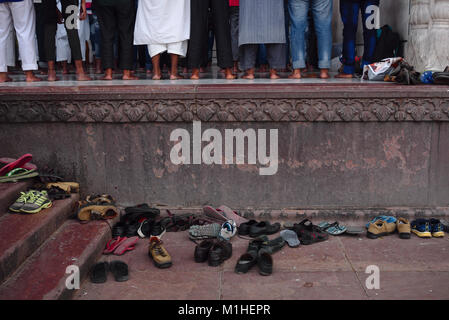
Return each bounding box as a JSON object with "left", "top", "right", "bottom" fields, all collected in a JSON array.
[
  {"left": 396, "top": 218, "right": 411, "bottom": 239},
  {"left": 149, "top": 239, "right": 172, "bottom": 269},
  {"left": 367, "top": 220, "right": 396, "bottom": 239}
]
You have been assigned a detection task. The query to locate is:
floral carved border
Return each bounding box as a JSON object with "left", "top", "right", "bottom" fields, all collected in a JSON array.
[{"left": 0, "top": 98, "right": 448, "bottom": 123}]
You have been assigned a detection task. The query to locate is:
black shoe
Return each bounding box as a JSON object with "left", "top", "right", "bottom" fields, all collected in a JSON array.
[
  {"left": 208, "top": 240, "right": 232, "bottom": 267},
  {"left": 90, "top": 261, "right": 109, "bottom": 284},
  {"left": 293, "top": 219, "right": 328, "bottom": 245},
  {"left": 125, "top": 222, "right": 139, "bottom": 237},
  {"left": 194, "top": 239, "right": 214, "bottom": 263},
  {"left": 112, "top": 222, "right": 127, "bottom": 238},
  {"left": 137, "top": 219, "right": 154, "bottom": 238},
  {"left": 109, "top": 260, "right": 129, "bottom": 282},
  {"left": 235, "top": 252, "right": 258, "bottom": 274},
  {"left": 257, "top": 250, "right": 273, "bottom": 276},
  {"left": 249, "top": 221, "right": 281, "bottom": 238},
  {"left": 238, "top": 220, "right": 258, "bottom": 236},
  {"left": 259, "top": 236, "right": 286, "bottom": 254}
]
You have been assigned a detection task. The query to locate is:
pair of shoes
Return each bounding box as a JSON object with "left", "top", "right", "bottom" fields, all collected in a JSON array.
[
  {"left": 292, "top": 219, "right": 328, "bottom": 245},
  {"left": 235, "top": 237, "right": 283, "bottom": 276},
  {"left": 103, "top": 236, "right": 138, "bottom": 255},
  {"left": 238, "top": 220, "right": 281, "bottom": 238},
  {"left": 77, "top": 194, "right": 119, "bottom": 221},
  {"left": 9, "top": 190, "right": 52, "bottom": 214},
  {"left": 367, "top": 220, "right": 396, "bottom": 239},
  {"left": 194, "top": 239, "right": 232, "bottom": 267},
  {"left": 90, "top": 261, "right": 128, "bottom": 283},
  {"left": 149, "top": 238, "right": 172, "bottom": 268},
  {"left": 317, "top": 221, "right": 347, "bottom": 235},
  {"left": 411, "top": 219, "right": 445, "bottom": 238}
]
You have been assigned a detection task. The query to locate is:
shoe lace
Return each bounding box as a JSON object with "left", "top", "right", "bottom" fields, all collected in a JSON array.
[
  {"left": 151, "top": 240, "right": 167, "bottom": 257},
  {"left": 27, "top": 191, "right": 49, "bottom": 205},
  {"left": 17, "top": 192, "right": 29, "bottom": 203}
]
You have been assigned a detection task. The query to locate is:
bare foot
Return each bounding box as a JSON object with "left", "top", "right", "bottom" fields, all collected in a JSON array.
[
  {"left": 335, "top": 73, "right": 353, "bottom": 79},
  {"left": 123, "top": 74, "right": 139, "bottom": 80},
  {"left": 270, "top": 70, "right": 280, "bottom": 79},
  {"left": 0, "top": 73, "right": 13, "bottom": 82},
  {"left": 320, "top": 69, "right": 330, "bottom": 79},
  {"left": 170, "top": 74, "right": 184, "bottom": 80},
  {"left": 225, "top": 68, "right": 236, "bottom": 80},
  {"left": 241, "top": 73, "right": 255, "bottom": 80},
  {"left": 190, "top": 69, "right": 200, "bottom": 80},
  {"left": 25, "top": 72, "right": 42, "bottom": 82},
  {"left": 47, "top": 70, "right": 58, "bottom": 81},
  {"left": 152, "top": 73, "right": 162, "bottom": 80},
  {"left": 77, "top": 73, "right": 92, "bottom": 81},
  {"left": 288, "top": 69, "right": 301, "bottom": 79}
]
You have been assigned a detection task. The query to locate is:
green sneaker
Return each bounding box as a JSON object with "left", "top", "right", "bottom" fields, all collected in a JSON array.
[
  {"left": 9, "top": 191, "right": 30, "bottom": 213},
  {"left": 20, "top": 190, "right": 52, "bottom": 214}
]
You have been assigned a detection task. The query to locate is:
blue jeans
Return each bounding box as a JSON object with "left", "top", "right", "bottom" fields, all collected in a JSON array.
[
  {"left": 340, "top": 0, "right": 380, "bottom": 74},
  {"left": 89, "top": 13, "right": 101, "bottom": 58},
  {"left": 288, "top": 0, "right": 332, "bottom": 69}
]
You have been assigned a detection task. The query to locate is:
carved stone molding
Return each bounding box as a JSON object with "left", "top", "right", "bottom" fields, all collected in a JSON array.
[{"left": 1, "top": 98, "right": 449, "bottom": 123}]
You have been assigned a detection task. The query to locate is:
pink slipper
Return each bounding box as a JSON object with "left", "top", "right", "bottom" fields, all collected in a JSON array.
[
  {"left": 0, "top": 154, "right": 33, "bottom": 176},
  {"left": 113, "top": 236, "right": 138, "bottom": 256},
  {"left": 103, "top": 236, "right": 127, "bottom": 254},
  {"left": 217, "top": 205, "right": 248, "bottom": 227},
  {"left": 0, "top": 157, "right": 37, "bottom": 171},
  {"left": 203, "top": 206, "right": 228, "bottom": 223}
]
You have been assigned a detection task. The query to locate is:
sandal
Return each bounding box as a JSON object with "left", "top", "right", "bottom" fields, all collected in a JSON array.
[
  {"left": 0, "top": 168, "right": 39, "bottom": 183},
  {"left": 0, "top": 153, "right": 33, "bottom": 176},
  {"left": 318, "top": 221, "right": 347, "bottom": 236},
  {"left": 0, "top": 156, "right": 36, "bottom": 171},
  {"left": 103, "top": 236, "right": 128, "bottom": 254},
  {"left": 293, "top": 219, "right": 328, "bottom": 245},
  {"left": 109, "top": 261, "right": 129, "bottom": 282},
  {"left": 90, "top": 261, "right": 109, "bottom": 284}
]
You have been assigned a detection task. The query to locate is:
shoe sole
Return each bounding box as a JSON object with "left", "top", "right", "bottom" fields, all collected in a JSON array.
[
  {"left": 411, "top": 229, "right": 432, "bottom": 238},
  {"left": 432, "top": 231, "right": 445, "bottom": 238},
  {"left": 366, "top": 231, "right": 395, "bottom": 239},
  {"left": 20, "top": 201, "right": 52, "bottom": 214},
  {"left": 399, "top": 233, "right": 411, "bottom": 239},
  {"left": 9, "top": 206, "right": 24, "bottom": 213},
  {"left": 149, "top": 251, "right": 172, "bottom": 269}
]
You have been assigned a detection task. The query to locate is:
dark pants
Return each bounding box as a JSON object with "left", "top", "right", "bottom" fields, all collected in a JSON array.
[
  {"left": 340, "top": 0, "right": 380, "bottom": 74},
  {"left": 34, "top": 0, "right": 83, "bottom": 62},
  {"left": 95, "top": 0, "right": 136, "bottom": 70},
  {"left": 187, "top": 0, "right": 233, "bottom": 69},
  {"left": 240, "top": 44, "right": 287, "bottom": 71}
]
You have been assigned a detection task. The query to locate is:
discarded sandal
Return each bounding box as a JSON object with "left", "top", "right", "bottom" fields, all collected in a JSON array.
[
  {"left": 103, "top": 236, "right": 128, "bottom": 254},
  {"left": 0, "top": 154, "right": 33, "bottom": 176},
  {"left": 113, "top": 236, "right": 138, "bottom": 256},
  {"left": 109, "top": 261, "right": 129, "bottom": 282}
]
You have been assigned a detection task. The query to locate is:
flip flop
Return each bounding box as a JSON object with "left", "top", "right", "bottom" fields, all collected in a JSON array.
[
  {"left": 0, "top": 157, "right": 37, "bottom": 171},
  {"left": 0, "top": 154, "right": 33, "bottom": 176},
  {"left": 325, "top": 222, "right": 347, "bottom": 236},
  {"left": 280, "top": 230, "right": 300, "bottom": 248},
  {"left": 345, "top": 226, "right": 365, "bottom": 235},
  {"left": 0, "top": 169, "right": 39, "bottom": 183},
  {"left": 109, "top": 261, "right": 129, "bottom": 282},
  {"left": 113, "top": 236, "right": 138, "bottom": 255},
  {"left": 103, "top": 236, "right": 128, "bottom": 254},
  {"left": 217, "top": 205, "right": 248, "bottom": 227}
]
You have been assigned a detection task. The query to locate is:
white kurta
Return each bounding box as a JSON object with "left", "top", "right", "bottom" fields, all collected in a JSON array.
[{"left": 134, "top": 0, "right": 190, "bottom": 45}]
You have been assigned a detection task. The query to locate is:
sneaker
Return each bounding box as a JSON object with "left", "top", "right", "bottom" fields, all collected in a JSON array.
[
  {"left": 20, "top": 190, "right": 52, "bottom": 214},
  {"left": 148, "top": 239, "right": 172, "bottom": 269},
  {"left": 9, "top": 191, "right": 30, "bottom": 213},
  {"left": 429, "top": 218, "right": 445, "bottom": 238},
  {"left": 367, "top": 220, "right": 396, "bottom": 239},
  {"left": 189, "top": 223, "right": 221, "bottom": 240},
  {"left": 396, "top": 218, "right": 411, "bottom": 239},
  {"left": 411, "top": 219, "right": 432, "bottom": 238},
  {"left": 218, "top": 220, "right": 237, "bottom": 241}
]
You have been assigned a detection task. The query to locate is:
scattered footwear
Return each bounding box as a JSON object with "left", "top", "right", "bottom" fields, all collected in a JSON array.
[
  {"left": 149, "top": 238, "right": 172, "bottom": 269},
  {"left": 235, "top": 252, "right": 258, "bottom": 274},
  {"left": 109, "top": 261, "right": 129, "bottom": 282},
  {"left": 430, "top": 218, "right": 445, "bottom": 238},
  {"left": 293, "top": 219, "right": 328, "bottom": 245},
  {"left": 113, "top": 236, "right": 138, "bottom": 256},
  {"left": 365, "top": 216, "right": 397, "bottom": 229},
  {"left": 9, "top": 191, "right": 30, "bottom": 213},
  {"left": 257, "top": 250, "right": 273, "bottom": 276},
  {"left": 218, "top": 220, "right": 237, "bottom": 241},
  {"left": 238, "top": 220, "right": 258, "bottom": 236},
  {"left": 318, "top": 221, "right": 347, "bottom": 236},
  {"left": 411, "top": 219, "right": 432, "bottom": 238},
  {"left": 396, "top": 218, "right": 411, "bottom": 239},
  {"left": 189, "top": 223, "right": 221, "bottom": 240},
  {"left": 280, "top": 230, "right": 300, "bottom": 248},
  {"left": 103, "top": 236, "right": 128, "bottom": 255},
  {"left": 249, "top": 221, "right": 281, "bottom": 238},
  {"left": 0, "top": 168, "right": 39, "bottom": 183},
  {"left": 194, "top": 239, "right": 215, "bottom": 263},
  {"left": 77, "top": 194, "right": 120, "bottom": 221},
  {"left": 0, "top": 155, "right": 36, "bottom": 171},
  {"left": 90, "top": 261, "right": 109, "bottom": 284},
  {"left": 46, "top": 182, "right": 79, "bottom": 194},
  {"left": 0, "top": 153, "right": 33, "bottom": 176},
  {"left": 367, "top": 220, "right": 396, "bottom": 239},
  {"left": 19, "top": 190, "right": 52, "bottom": 214},
  {"left": 208, "top": 240, "right": 232, "bottom": 267}
]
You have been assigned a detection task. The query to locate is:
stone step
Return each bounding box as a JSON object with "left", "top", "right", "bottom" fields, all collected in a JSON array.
[
  {"left": 0, "top": 194, "right": 79, "bottom": 285},
  {"left": 0, "top": 219, "right": 112, "bottom": 300},
  {"left": 0, "top": 181, "right": 33, "bottom": 217}
]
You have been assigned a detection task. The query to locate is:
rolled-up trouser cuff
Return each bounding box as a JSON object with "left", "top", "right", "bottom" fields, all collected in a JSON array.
[
  {"left": 292, "top": 60, "right": 306, "bottom": 70},
  {"left": 318, "top": 60, "right": 331, "bottom": 69}
]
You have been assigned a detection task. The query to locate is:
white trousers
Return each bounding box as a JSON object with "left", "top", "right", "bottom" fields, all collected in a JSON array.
[
  {"left": 148, "top": 40, "right": 188, "bottom": 58},
  {"left": 0, "top": 0, "right": 37, "bottom": 72}
]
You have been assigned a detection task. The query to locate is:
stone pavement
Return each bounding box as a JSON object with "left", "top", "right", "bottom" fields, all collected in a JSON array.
[{"left": 74, "top": 227, "right": 449, "bottom": 300}]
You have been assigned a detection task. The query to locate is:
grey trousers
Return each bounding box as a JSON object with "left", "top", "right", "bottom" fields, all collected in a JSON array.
[{"left": 240, "top": 43, "right": 287, "bottom": 71}]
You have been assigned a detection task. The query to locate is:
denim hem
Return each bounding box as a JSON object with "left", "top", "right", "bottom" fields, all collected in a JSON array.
[{"left": 292, "top": 60, "right": 306, "bottom": 69}]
